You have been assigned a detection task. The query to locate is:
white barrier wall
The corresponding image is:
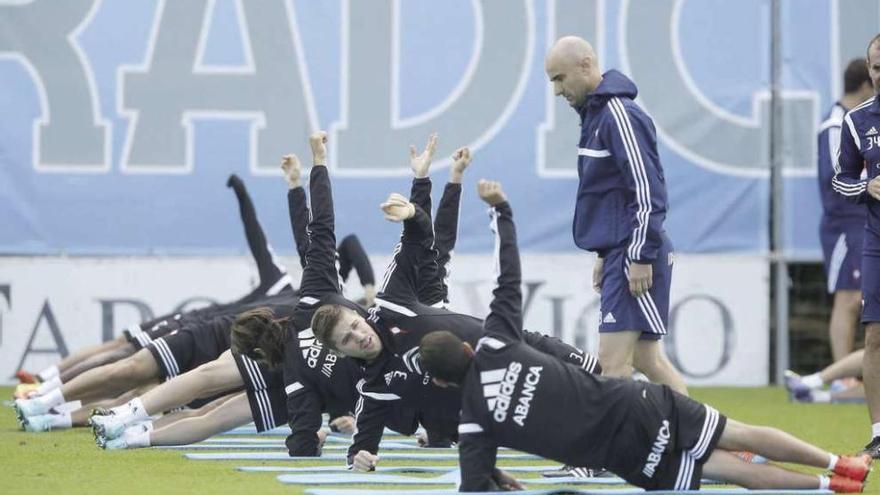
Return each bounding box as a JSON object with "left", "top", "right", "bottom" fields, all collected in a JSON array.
[{"left": 0, "top": 253, "right": 767, "bottom": 385}]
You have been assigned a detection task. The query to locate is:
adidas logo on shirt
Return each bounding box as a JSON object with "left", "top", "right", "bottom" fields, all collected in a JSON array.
[
  {"left": 603, "top": 312, "right": 617, "bottom": 324},
  {"left": 480, "top": 362, "right": 543, "bottom": 426},
  {"left": 480, "top": 368, "right": 508, "bottom": 421},
  {"left": 868, "top": 127, "right": 879, "bottom": 136},
  {"left": 298, "top": 328, "right": 323, "bottom": 368}
]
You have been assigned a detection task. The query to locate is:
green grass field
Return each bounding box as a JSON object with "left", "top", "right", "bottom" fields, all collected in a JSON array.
[{"left": 1, "top": 386, "right": 877, "bottom": 494}]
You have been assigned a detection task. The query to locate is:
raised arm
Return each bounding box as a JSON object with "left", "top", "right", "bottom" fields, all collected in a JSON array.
[
  {"left": 226, "top": 174, "right": 289, "bottom": 303},
  {"left": 478, "top": 180, "right": 523, "bottom": 342},
  {"left": 282, "top": 155, "right": 310, "bottom": 269},
  {"left": 297, "top": 132, "right": 342, "bottom": 302},
  {"left": 375, "top": 194, "right": 434, "bottom": 307},
  {"left": 374, "top": 135, "right": 438, "bottom": 307},
  {"left": 419, "top": 147, "right": 469, "bottom": 306},
  {"left": 832, "top": 112, "right": 868, "bottom": 203}
]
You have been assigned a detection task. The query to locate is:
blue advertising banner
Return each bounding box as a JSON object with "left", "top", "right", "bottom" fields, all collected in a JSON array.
[{"left": 1, "top": 0, "right": 866, "bottom": 257}]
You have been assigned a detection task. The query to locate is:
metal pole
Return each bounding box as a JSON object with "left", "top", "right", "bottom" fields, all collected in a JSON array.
[{"left": 770, "top": 0, "right": 789, "bottom": 384}]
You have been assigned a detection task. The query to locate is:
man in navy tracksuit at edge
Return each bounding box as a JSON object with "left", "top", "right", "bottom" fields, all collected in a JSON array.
[
  {"left": 544, "top": 36, "right": 686, "bottom": 394},
  {"left": 832, "top": 33, "right": 880, "bottom": 459}
]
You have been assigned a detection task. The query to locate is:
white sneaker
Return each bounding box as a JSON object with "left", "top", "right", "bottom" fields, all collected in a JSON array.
[
  {"left": 13, "top": 398, "right": 48, "bottom": 420},
  {"left": 94, "top": 416, "right": 128, "bottom": 440},
  {"left": 97, "top": 435, "right": 129, "bottom": 450},
  {"left": 22, "top": 414, "right": 54, "bottom": 432}
]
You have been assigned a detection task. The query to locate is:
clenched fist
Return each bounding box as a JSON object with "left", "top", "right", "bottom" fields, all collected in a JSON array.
[
  {"left": 310, "top": 131, "right": 328, "bottom": 166},
  {"left": 477, "top": 179, "right": 506, "bottom": 206}
]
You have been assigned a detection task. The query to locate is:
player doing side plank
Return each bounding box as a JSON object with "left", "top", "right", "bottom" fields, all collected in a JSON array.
[{"left": 419, "top": 180, "right": 872, "bottom": 494}]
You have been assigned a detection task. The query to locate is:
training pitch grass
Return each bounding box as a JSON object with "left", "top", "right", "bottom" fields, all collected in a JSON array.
[{"left": 1, "top": 386, "right": 877, "bottom": 494}]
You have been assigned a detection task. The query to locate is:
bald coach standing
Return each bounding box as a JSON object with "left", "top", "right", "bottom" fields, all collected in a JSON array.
[{"left": 544, "top": 36, "right": 686, "bottom": 394}]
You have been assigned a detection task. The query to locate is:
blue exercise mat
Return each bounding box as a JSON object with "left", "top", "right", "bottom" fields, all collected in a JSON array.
[
  {"left": 238, "top": 465, "right": 557, "bottom": 474},
  {"left": 184, "top": 452, "right": 539, "bottom": 461},
  {"left": 304, "top": 489, "right": 833, "bottom": 495},
  {"left": 160, "top": 442, "right": 429, "bottom": 451},
  {"left": 204, "top": 436, "right": 417, "bottom": 446},
  {"left": 220, "top": 425, "right": 402, "bottom": 436},
  {"left": 278, "top": 473, "right": 628, "bottom": 486}
]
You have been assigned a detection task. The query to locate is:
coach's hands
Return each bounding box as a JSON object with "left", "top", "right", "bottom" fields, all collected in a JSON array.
[
  {"left": 592, "top": 257, "right": 604, "bottom": 293},
  {"left": 352, "top": 450, "right": 379, "bottom": 472},
  {"left": 450, "top": 147, "right": 472, "bottom": 184},
  {"left": 280, "top": 155, "right": 302, "bottom": 189},
  {"left": 329, "top": 415, "right": 356, "bottom": 435},
  {"left": 869, "top": 176, "right": 880, "bottom": 201},
  {"left": 477, "top": 179, "right": 506, "bottom": 206},
  {"left": 627, "top": 262, "right": 653, "bottom": 297},
  {"left": 310, "top": 131, "right": 328, "bottom": 166},
  {"left": 410, "top": 132, "right": 438, "bottom": 179},
  {"left": 493, "top": 469, "right": 524, "bottom": 491},
  {"left": 381, "top": 193, "right": 416, "bottom": 222}
]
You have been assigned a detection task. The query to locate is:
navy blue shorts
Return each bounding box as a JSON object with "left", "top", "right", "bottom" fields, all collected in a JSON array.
[
  {"left": 820, "top": 219, "right": 863, "bottom": 294},
  {"left": 599, "top": 236, "right": 673, "bottom": 340}
]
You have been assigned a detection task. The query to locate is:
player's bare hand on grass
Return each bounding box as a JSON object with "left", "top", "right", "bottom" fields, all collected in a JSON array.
[
  {"left": 868, "top": 176, "right": 880, "bottom": 201},
  {"left": 450, "top": 147, "right": 472, "bottom": 183},
  {"left": 410, "top": 132, "right": 438, "bottom": 179},
  {"left": 592, "top": 257, "right": 604, "bottom": 293},
  {"left": 493, "top": 469, "right": 524, "bottom": 491},
  {"left": 352, "top": 450, "right": 379, "bottom": 472},
  {"left": 381, "top": 193, "right": 415, "bottom": 222},
  {"left": 329, "top": 415, "right": 355, "bottom": 435},
  {"left": 280, "top": 154, "right": 302, "bottom": 188},
  {"left": 628, "top": 262, "right": 652, "bottom": 297},
  {"left": 316, "top": 429, "right": 329, "bottom": 454},
  {"left": 310, "top": 131, "right": 328, "bottom": 166},
  {"left": 477, "top": 179, "right": 506, "bottom": 206}
]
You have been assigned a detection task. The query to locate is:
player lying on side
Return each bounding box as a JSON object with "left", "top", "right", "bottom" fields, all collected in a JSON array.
[
  {"left": 13, "top": 174, "right": 294, "bottom": 399},
  {"left": 13, "top": 174, "right": 301, "bottom": 431},
  {"left": 306, "top": 136, "right": 601, "bottom": 472},
  {"left": 15, "top": 163, "right": 376, "bottom": 436},
  {"left": 419, "top": 179, "right": 872, "bottom": 493},
  {"left": 88, "top": 149, "right": 370, "bottom": 449},
  {"left": 15, "top": 175, "right": 376, "bottom": 402},
  {"left": 785, "top": 349, "right": 865, "bottom": 403}
]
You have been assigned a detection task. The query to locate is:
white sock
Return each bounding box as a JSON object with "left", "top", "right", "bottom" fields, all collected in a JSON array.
[
  {"left": 818, "top": 475, "right": 830, "bottom": 490},
  {"left": 124, "top": 429, "right": 151, "bottom": 448},
  {"left": 802, "top": 373, "right": 824, "bottom": 389},
  {"left": 140, "top": 421, "right": 154, "bottom": 432},
  {"left": 37, "top": 365, "right": 59, "bottom": 381},
  {"left": 54, "top": 401, "right": 83, "bottom": 414},
  {"left": 48, "top": 412, "right": 72, "bottom": 429},
  {"left": 827, "top": 453, "right": 839, "bottom": 470},
  {"left": 35, "top": 376, "right": 62, "bottom": 395},
  {"left": 126, "top": 398, "right": 150, "bottom": 422},
  {"left": 36, "top": 388, "right": 65, "bottom": 408},
  {"left": 812, "top": 390, "right": 832, "bottom": 403},
  {"left": 109, "top": 403, "right": 129, "bottom": 417},
  {"left": 872, "top": 422, "right": 880, "bottom": 439}
]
